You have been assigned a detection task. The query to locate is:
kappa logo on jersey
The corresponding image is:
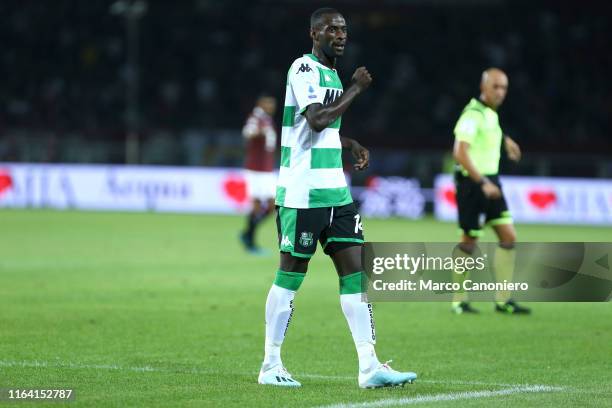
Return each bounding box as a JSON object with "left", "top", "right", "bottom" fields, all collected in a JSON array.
[
  {"left": 296, "top": 63, "right": 312, "bottom": 74},
  {"left": 323, "top": 89, "right": 343, "bottom": 105},
  {"left": 281, "top": 235, "right": 293, "bottom": 248},
  {"left": 299, "top": 232, "right": 314, "bottom": 247}
]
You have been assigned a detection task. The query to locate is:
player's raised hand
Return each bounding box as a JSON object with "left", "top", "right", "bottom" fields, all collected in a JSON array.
[
  {"left": 351, "top": 141, "right": 370, "bottom": 171},
  {"left": 351, "top": 67, "right": 372, "bottom": 92},
  {"left": 504, "top": 136, "right": 521, "bottom": 162}
]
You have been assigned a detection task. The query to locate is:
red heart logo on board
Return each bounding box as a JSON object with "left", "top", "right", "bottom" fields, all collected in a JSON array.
[
  {"left": 0, "top": 170, "right": 13, "bottom": 196},
  {"left": 223, "top": 176, "right": 247, "bottom": 204},
  {"left": 443, "top": 188, "right": 456, "bottom": 207},
  {"left": 528, "top": 190, "right": 557, "bottom": 209}
]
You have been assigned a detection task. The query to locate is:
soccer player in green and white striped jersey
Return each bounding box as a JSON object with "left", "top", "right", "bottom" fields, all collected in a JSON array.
[
  {"left": 452, "top": 68, "right": 531, "bottom": 315},
  {"left": 258, "top": 8, "right": 417, "bottom": 389}
]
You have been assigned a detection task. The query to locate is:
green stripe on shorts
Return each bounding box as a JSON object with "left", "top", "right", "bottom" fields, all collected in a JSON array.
[
  {"left": 278, "top": 207, "right": 297, "bottom": 252},
  {"left": 323, "top": 237, "right": 365, "bottom": 248}
]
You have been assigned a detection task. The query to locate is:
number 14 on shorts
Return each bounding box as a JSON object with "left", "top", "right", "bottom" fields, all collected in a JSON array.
[{"left": 354, "top": 214, "right": 363, "bottom": 234}]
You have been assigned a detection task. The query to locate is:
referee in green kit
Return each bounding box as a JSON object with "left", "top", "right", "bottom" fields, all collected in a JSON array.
[{"left": 451, "top": 68, "right": 531, "bottom": 315}]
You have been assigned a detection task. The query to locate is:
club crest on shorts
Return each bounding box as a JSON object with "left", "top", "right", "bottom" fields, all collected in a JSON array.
[{"left": 299, "top": 232, "right": 314, "bottom": 247}]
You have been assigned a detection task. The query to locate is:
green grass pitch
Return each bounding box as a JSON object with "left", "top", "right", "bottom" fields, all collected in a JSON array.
[{"left": 0, "top": 210, "right": 610, "bottom": 407}]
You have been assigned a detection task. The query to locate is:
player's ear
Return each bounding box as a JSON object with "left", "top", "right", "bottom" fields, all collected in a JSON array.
[{"left": 310, "top": 28, "right": 317, "bottom": 42}]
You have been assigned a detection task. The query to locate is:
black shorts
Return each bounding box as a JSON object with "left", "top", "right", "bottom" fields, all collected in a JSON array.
[
  {"left": 454, "top": 172, "right": 513, "bottom": 238},
  {"left": 276, "top": 202, "right": 365, "bottom": 258}
]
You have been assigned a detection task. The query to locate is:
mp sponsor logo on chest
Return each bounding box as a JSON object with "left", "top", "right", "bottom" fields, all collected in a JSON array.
[
  {"left": 323, "top": 89, "right": 342, "bottom": 105},
  {"left": 434, "top": 174, "right": 612, "bottom": 225}
]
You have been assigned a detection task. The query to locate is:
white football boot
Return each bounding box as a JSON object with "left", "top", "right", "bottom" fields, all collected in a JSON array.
[
  {"left": 258, "top": 365, "right": 301, "bottom": 387},
  {"left": 358, "top": 361, "right": 417, "bottom": 389}
]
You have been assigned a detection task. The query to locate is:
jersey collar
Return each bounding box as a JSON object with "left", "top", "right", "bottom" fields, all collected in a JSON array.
[
  {"left": 473, "top": 97, "right": 496, "bottom": 112},
  {"left": 305, "top": 53, "right": 320, "bottom": 63},
  {"left": 304, "top": 53, "right": 338, "bottom": 72},
  {"left": 473, "top": 98, "right": 486, "bottom": 108}
]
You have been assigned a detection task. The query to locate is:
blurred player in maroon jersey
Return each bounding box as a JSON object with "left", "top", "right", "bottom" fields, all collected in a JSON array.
[{"left": 240, "top": 94, "right": 278, "bottom": 254}]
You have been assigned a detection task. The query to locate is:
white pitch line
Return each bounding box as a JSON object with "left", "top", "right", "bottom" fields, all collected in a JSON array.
[
  {"left": 0, "top": 361, "right": 518, "bottom": 387},
  {"left": 0, "top": 360, "right": 154, "bottom": 372},
  {"left": 0, "top": 360, "right": 209, "bottom": 374},
  {"left": 0, "top": 360, "right": 562, "bottom": 392},
  {"left": 297, "top": 373, "right": 521, "bottom": 387},
  {"left": 316, "top": 385, "right": 564, "bottom": 408}
]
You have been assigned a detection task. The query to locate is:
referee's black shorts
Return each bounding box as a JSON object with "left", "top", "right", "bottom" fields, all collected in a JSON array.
[{"left": 454, "top": 172, "right": 513, "bottom": 238}]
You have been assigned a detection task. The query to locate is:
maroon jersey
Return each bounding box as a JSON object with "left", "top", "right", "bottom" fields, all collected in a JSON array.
[{"left": 243, "top": 107, "right": 277, "bottom": 172}]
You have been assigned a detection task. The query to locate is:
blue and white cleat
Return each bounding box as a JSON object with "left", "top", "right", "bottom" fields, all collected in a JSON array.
[
  {"left": 258, "top": 365, "right": 301, "bottom": 387},
  {"left": 358, "top": 361, "right": 417, "bottom": 389}
]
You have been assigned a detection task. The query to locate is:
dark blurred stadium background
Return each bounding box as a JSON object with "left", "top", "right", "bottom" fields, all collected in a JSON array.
[{"left": 1, "top": 0, "right": 611, "bottom": 221}]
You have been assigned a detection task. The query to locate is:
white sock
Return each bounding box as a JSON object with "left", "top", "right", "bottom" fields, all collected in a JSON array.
[
  {"left": 340, "top": 293, "right": 380, "bottom": 373},
  {"left": 263, "top": 284, "right": 296, "bottom": 370}
]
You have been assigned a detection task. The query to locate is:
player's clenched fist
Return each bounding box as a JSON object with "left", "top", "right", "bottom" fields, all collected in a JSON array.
[{"left": 351, "top": 67, "right": 372, "bottom": 91}]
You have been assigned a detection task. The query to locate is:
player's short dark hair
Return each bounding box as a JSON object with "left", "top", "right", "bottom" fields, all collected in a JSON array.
[{"left": 310, "top": 7, "right": 341, "bottom": 29}]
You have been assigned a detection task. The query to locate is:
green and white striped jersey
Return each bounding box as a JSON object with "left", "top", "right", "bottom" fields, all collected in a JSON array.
[{"left": 275, "top": 53, "right": 352, "bottom": 209}]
